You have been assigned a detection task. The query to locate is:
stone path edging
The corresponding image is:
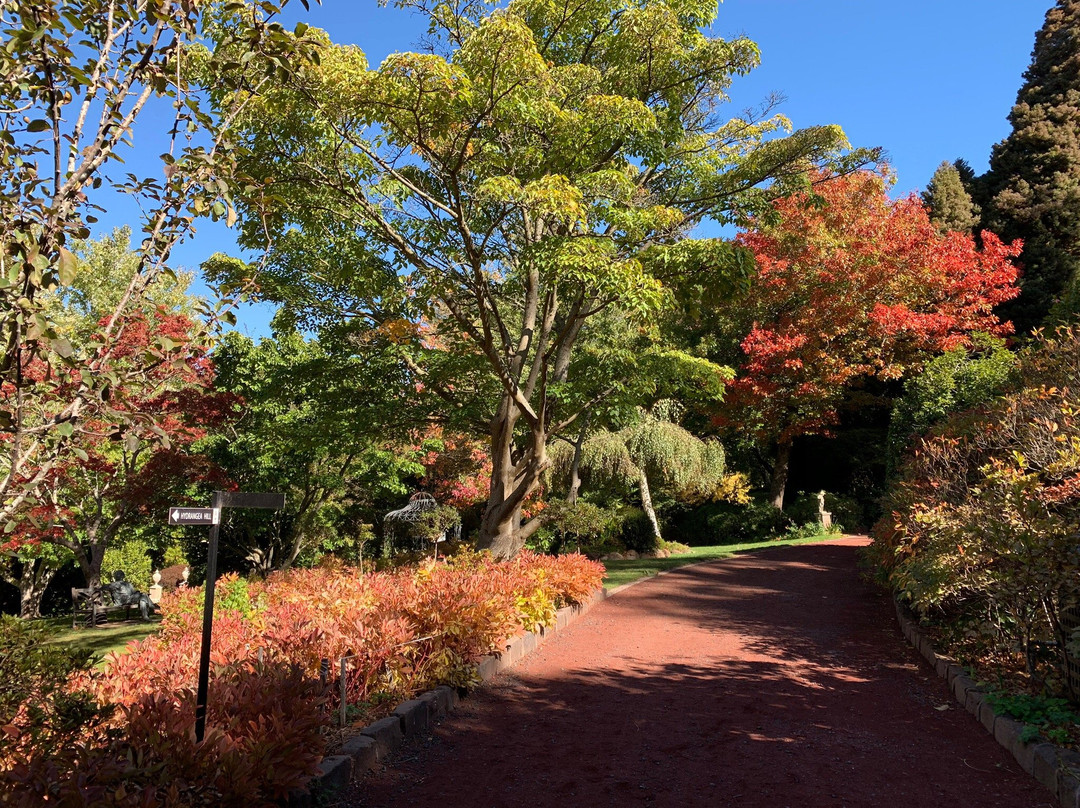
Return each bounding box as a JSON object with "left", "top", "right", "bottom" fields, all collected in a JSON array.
[
  {"left": 288, "top": 586, "right": 609, "bottom": 806},
  {"left": 893, "top": 598, "right": 1080, "bottom": 807}
]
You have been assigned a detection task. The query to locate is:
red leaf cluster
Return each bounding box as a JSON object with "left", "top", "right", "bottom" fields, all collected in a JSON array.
[
  {"left": 721, "top": 170, "right": 1022, "bottom": 443},
  {"left": 416, "top": 427, "right": 492, "bottom": 509},
  {"left": 100, "top": 552, "right": 603, "bottom": 710}
]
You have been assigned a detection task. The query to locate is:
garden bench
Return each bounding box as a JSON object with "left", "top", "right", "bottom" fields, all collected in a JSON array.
[{"left": 71, "top": 586, "right": 135, "bottom": 629}]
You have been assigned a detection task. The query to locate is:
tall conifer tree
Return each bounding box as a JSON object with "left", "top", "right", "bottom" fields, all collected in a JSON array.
[
  {"left": 923, "top": 161, "right": 980, "bottom": 234},
  {"left": 986, "top": 0, "right": 1080, "bottom": 329}
]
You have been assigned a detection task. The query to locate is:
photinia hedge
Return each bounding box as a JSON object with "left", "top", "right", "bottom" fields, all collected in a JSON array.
[
  {"left": 1, "top": 552, "right": 603, "bottom": 806},
  {"left": 870, "top": 327, "right": 1080, "bottom": 695}
]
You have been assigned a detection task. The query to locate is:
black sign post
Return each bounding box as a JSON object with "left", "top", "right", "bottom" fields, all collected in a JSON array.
[
  {"left": 193, "top": 490, "right": 223, "bottom": 744},
  {"left": 168, "top": 490, "right": 284, "bottom": 743}
]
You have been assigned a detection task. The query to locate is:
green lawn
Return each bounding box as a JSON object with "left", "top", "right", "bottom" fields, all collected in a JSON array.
[
  {"left": 601, "top": 534, "right": 840, "bottom": 589},
  {"left": 37, "top": 615, "right": 161, "bottom": 663}
]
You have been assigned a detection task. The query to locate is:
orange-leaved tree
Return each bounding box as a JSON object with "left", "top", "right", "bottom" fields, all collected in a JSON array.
[{"left": 719, "top": 170, "right": 1022, "bottom": 509}]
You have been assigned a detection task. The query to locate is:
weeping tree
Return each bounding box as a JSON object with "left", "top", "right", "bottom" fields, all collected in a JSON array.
[{"left": 550, "top": 402, "right": 726, "bottom": 541}]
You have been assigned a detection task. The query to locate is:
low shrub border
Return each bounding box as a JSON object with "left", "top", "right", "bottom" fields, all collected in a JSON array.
[
  {"left": 893, "top": 599, "right": 1080, "bottom": 807},
  {"left": 289, "top": 586, "right": 609, "bottom": 806}
]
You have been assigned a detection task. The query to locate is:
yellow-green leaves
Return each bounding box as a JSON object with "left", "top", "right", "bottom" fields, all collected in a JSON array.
[
  {"left": 520, "top": 175, "right": 586, "bottom": 226},
  {"left": 530, "top": 237, "right": 666, "bottom": 316},
  {"left": 475, "top": 174, "right": 586, "bottom": 226},
  {"left": 57, "top": 248, "right": 77, "bottom": 286},
  {"left": 373, "top": 52, "right": 472, "bottom": 148}
]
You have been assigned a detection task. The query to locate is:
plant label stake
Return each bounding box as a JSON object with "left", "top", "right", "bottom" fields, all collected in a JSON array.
[{"left": 169, "top": 490, "right": 285, "bottom": 743}]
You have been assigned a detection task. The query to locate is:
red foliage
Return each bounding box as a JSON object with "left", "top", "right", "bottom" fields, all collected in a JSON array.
[
  {"left": 417, "top": 427, "right": 492, "bottom": 509},
  {"left": 6, "top": 662, "right": 326, "bottom": 807},
  {"left": 1, "top": 308, "right": 241, "bottom": 557},
  {"left": 720, "top": 170, "right": 1022, "bottom": 444},
  {"left": 3, "top": 549, "right": 603, "bottom": 803}
]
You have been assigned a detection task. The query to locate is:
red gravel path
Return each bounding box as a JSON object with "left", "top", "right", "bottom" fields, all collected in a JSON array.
[{"left": 346, "top": 537, "right": 1052, "bottom": 807}]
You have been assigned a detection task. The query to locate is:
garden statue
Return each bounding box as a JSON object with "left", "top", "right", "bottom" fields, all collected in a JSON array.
[
  {"left": 817, "top": 490, "right": 833, "bottom": 531},
  {"left": 105, "top": 570, "right": 158, "bottom": 621}
]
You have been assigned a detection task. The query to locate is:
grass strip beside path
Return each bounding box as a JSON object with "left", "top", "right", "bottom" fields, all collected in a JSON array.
[{"left": 602, "top": 534, "right": 838, "bottom": 590}]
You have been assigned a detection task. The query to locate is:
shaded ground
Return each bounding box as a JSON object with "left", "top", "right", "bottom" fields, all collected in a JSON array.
[{"left": 346, "top": 538, "right": 1052, "bottom": 807}]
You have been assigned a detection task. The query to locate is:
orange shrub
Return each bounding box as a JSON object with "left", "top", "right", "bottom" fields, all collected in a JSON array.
[
  {"left": 7, "top": 661, "right": 326, "bottom": 807},
  {"left": 3, "top": 553, "right": 603, "bottom": 803},
  {"left": 93, "top": 552, "right": 602, "bottom": 781}
]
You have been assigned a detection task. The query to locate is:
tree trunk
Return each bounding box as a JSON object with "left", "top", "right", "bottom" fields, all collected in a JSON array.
[
  {"left": 638, "top": 468, "right": 662, "bottom": 542},
  {"left": 769, "top": 438, "right": 793, "bottom": 511},
  {"left": 476, "top": 394, "right": 546, "bottom": 558},
  {"left": 19, "top": 558, "right": 57, "bottom": 619},
  {"left": 71, "top": 528, "right": 107, "bottom": 590},
  {"left": 566, "top": 413, "right": 591, "bottom": 505}
]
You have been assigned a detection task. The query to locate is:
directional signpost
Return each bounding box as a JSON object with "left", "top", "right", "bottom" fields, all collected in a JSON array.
[{"left": 168, "top": 490, "right": 285, "bottom": 742}]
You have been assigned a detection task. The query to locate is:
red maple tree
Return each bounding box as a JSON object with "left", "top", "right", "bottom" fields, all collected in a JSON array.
[
  {"left": 719, "top": 170, "right": 1022, "bottom": 508},
  {"left": 1, "top": 309, "right": 238, "bottom": 611}
]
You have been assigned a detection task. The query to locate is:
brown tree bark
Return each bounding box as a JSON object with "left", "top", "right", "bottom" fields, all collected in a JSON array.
[
  {"left": 566, "top": 413, "right": 591, "bottom": 506},
  {"left": 14, "top": 558, "right": 58, "bottom": 619},
  {"left": 476, "top": 394, "right": 548, "bottom": 559},
  {"left": 769, "top": 438, "right": 793, "bottom": 511}
]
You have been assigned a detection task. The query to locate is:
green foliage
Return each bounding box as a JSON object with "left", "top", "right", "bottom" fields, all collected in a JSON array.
[
  {"left": 214, "top": 0, "right": 871, "bottom": 555},
  {"left": 203, "top": 331, "right": 425, "bottom": 572},
  {"left": 985, "top": 0, "right": 1080, "bottom": 330},
  {"left": 102, "top": 539, "right": 154, "bottom": 591},
  {"left": 616, "top": 507, "right": 660, "bottom": 554},
  {"left": 413, "top": 506, "right": 462, "bottom": 542},
  {"left": 0, "top": 616, "right": 107, "bottom": 767},
  {"left": 544, "top": 501, "right": 612, "bottom": 551},
  {"left": 922, "top": 161, "right": 980, "bottom": 234},
  {"left": 40, "top": 227, "right": 197, "bottom": 347},
  {"left": 669, "top": 498, "right": 792, "bottom": 545},
  {"left": 168, "top": 573, "right": 265, "bottom": 623},
  {"left": 784, "top": 490, "right": 862, "bottom": 533},
  {"left": 983, "top": 690, "right": 1078, "bottom": 746},
  {"left": 624, "top": 409, "right": 727, "bottom": 504},
  {"left": 163, "top": 543, "right": 188, "bottom": 569},
  {"left": 783, "top": 520, "right": 841, "bottom": 540},
  {"left": 549, "top": 401, "right": 728, "bottom": 525},
  {"left": 887, "top": 334, "right": 1020, "bottom": 473}
]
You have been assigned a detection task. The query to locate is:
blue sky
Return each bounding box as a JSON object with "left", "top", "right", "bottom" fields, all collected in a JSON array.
[{"left": 105, "top": 0, "right": 1052, "bottom": 336}]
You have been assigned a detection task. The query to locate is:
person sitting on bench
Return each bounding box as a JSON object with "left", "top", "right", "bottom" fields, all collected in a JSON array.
[{"left": 104, "top": 570, "right": 157, "bottom": 621}]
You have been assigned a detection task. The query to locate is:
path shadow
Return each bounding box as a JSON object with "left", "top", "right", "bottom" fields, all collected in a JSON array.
[{"left": 351, "top": 542, "right": 1053, "bottom": 808}]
